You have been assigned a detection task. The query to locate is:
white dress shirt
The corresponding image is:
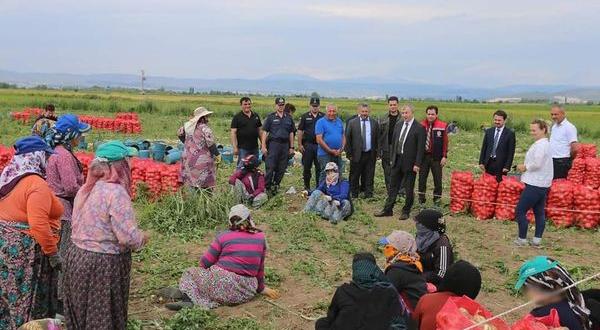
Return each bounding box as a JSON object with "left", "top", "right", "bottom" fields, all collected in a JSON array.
[
  {"left": 550, "top": 118, "right": 578, "bottom": 158},
  {"left": 521, "top": 138, "right": 553, "bottom": 188},
  {"left": 361, "top": 117, "right": 372, "bottom": 152},
  {"left": 399, "top": 118, "right": 415, "bottom": 154}
]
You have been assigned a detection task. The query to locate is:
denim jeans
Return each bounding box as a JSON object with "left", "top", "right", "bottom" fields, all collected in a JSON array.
[
  {"left": 304, "top": 190, "right": 351, "bottom": 224},
  {"left": 236, "top": 148, "right": 259, "bottom": 168},
  {"left": 515, "top": 184, "right": 549, "bottom": 239},
  {"left": 317, "top": 154, "right": 344, "bottom": 183}
]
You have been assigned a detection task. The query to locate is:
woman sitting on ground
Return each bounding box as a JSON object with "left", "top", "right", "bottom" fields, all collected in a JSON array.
[
  {"left": 228, "top": 154, "right": 268, "bottom": 208},
  {"left": 515, "top": 256, "right": 591, "bottom": 330},
  {"left": 412, "top": 260, "right": 482, "bottom": 330},
  {"left": 304, "top": 162, "right": 352, "bottom": 224},
  {"left": 316, "top": 252, "right": 408, "bottom": 330},
  {"left": 62, "top": 141, "right": 149, "bottom": 330},
  {"left": 414, "top": 209, "right": 454, "bottom": 287},
  {"left": 379, "top": 230, "right": 427, "bottom": 318},
  {"left": 162, "top": 204, "right": 280, "bottom": 310},
  {"left": 0, "top": 136, "right": 63, "bottom": 329}
]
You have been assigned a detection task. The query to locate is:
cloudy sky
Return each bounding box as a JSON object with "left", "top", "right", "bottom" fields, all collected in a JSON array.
[{"left": 2, "top": 0, "right": 600, "bottom": 87}]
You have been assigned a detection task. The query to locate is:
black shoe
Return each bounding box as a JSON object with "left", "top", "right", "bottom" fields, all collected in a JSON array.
[
  {"left": 165, "top": 301, "right": 193, "bottom": 311},
  {"left": 158, "top": 287, "right": 184, "bottom": 300},
  {"left": 374, "top": 210, "right": 393, "bottom": 217},
  {"left": 399, "top": 213, "right": 410, "bottom": 221}
]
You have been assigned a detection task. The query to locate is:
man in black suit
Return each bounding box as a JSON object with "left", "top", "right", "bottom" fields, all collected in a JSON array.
[
  {"left": 346, "top": 103, "right": 379, "bottom": 198},
  {"left": 375, "top": 104, "right": 426, "bottom": 220},
  {"left": 478, "top": 110, "right": 516, "bottom": 182}
]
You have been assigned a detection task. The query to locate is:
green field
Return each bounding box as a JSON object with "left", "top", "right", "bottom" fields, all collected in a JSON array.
[{"left": 1, "top": 89, "right": 599, "bottom": 329}]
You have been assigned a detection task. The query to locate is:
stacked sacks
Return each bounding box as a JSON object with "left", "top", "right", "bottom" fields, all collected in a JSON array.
[
  {"left": 545, "top": 179, "right": 575, "bottom": 227},
  {"left": 0, "top": 145, "right": 15, "bottom": 173},
  {"left": 79, "top": 113, "right": 142, "bottom": 134},
  {"left": 573, "top": 185, "right": 600, "bottom": 229},
  {"left": 74, "top": 152, "right": 94, "bottom": 179},
  {"left": 450, "top": 171, "right": 474, "bottom": 213},
  {"left": 470, "top": 173, "right": 498, "bottom": 220},
  {"left": 567, "top": 157, "right": 586, "bottom": 184},
  {"left": 494, "top": 176, "right": 524, "bottom": 221},
  {"left": 161, "top": 164, "right": 181, "bottom": 194},
  {"left": 10, "top": 107, "right": 43, "bottom": 124},
  {"left": 145, "top": 163, "right": 164, "bottom": 199},
  {"left": 131, "top": 158, "right": 150, "bottom": 199},
  {"left": 583, "top": 157, "right": 600, "bottom": 189}
]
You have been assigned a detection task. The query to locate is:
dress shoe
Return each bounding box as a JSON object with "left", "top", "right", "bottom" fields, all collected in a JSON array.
[
  {"left": 374, "top": 210, "right": 393, "bottom": 217},
  {"left": 399, "top": 213, "right": 410, "bottom": 220}
]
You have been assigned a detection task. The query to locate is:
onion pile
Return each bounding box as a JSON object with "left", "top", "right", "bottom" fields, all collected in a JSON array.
[
  {"left": 495, "top": 176, "right": 524, "bottom": 221},
  {"left": 576, "top": 143, "right": 597, "bottom": 159},
  {"left": 471, "top": 173, "right": 498, "bottom": 220},
  {"left": 79, "top": 112, "right": 142, "bottom": 134},
  {"left": 583, "top": 158, "right": 600, "bottom": 189},
  {"left": 450, "top": 171, "right": 474, "bottom": 213},
  {"left": 0, "top": 145, "right": 15, "bottom": 173},
  {"left": 545, "top": 179, "right": 575, "bottom": 227},
  {"left": 573, "top": 185, "right": 600, "bottom": 229},
  {"left": 10, "top": 107, "right": 43, "bottom": 124},
  {"left": 161, "top": 164, "right": 182, "bottom": 194},
  {"left": 567, "top": 158, "right": 586, "bottom": 185}
]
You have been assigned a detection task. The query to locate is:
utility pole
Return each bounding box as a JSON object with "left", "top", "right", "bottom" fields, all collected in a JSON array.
[{"left": 141, "top": 70, "right": 146, "bottom": 95}]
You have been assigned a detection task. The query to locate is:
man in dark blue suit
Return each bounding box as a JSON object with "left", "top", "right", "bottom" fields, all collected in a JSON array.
[{"left": 478, "top": 110, "right": 516, "bottom": 182}]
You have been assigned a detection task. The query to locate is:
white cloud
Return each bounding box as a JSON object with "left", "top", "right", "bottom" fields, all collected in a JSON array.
[{"left": 305, "top": 3, "right": 459, "bottom": 23}]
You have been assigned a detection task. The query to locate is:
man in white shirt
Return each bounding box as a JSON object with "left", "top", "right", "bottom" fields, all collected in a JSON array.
[{"left": 549, "top": 104, "right": 578, "bottom": 179}]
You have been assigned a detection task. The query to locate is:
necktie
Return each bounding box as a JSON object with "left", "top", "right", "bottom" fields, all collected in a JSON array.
[
  {"left": 361, "top": 119, "right": 367, "bottom": 152},
  {"left": 398, "top": 121, "right": 409, "bottom": 154},
  {"left": 492, "top": 128, "right": 501, "bottom": 158},
  {"left": 426, "top": 123, "right": 432, "bottom": 152}
]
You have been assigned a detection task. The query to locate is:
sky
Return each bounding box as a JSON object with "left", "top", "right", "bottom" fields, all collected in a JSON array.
[{"left": 1, "top": 0, "right": 600, "bottom": 87}]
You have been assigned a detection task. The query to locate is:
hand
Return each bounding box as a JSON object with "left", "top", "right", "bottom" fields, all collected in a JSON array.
[
  {"left": 323, "top": 195, "right": 332, "bottom": 202},
  {"left": 177, "top": 127, "right": 184, "bottom": 137},
  {"left": 289, "top": 148, "right": 295, "bottom": 156},
  {"left": 142, "top": 232, "right": 151, "bottom": 245},
  {"left": 333, "top": 200, "right": 340, "bottom": 207},
  {"left": 413, "top": 165, "right": 420, "bottom": 173},
  {"left": 479, "top": 164, "right": 485, "bottom": 171},
  {"left": 298, "top": 145, "right": 305, "bottom": 153},
  {"left": 48, "top": 254, "right": 61, "bottom": 271},
  {"left": 502, "top": 168, "right": 509, "bottom": 174},
  {"left": 261, "top": 147, "right": 268, "bottom": 157},
  {"left": 517, "top": 164, "right": 526, "bottom": 172},
  {"left": 261, "top": 287, "right": 281, "bottom": 299},
  {"left": 440, "top": 157, "right": 447, "bottom": 167},
  {"left": 330, "top": 149, "right": 339, "bottom": 157},
  {"left": 301, "top": 190, "right": 309, "bottom": 198},
  {"left": 233, "top": 146, "right": 239, "bottom": 156}
]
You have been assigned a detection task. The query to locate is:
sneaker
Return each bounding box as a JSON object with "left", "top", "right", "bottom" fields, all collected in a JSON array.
[
  {"left": 531, "top": 237, "right": 542, "bottom": 247},
  {"left": 165, "top": 301, "right": 193, "bottom": 311},
  {"left": 513, "top": 238, "right": 529, "bottom": 247},
  {"left": 158, "top": 287, "right": 185, "bottom": 300}
]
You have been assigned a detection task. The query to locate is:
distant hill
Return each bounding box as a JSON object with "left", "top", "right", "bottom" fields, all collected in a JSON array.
[{"left": 1, "top": 69, "right": 600, "bottom": 101}]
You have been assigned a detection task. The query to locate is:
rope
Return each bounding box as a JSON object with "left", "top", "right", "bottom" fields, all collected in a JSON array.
[
  {"left": 263, "top": 298, "right": 321, "bottom": 321},
  {"left": 463, "top": 271, "right": 600, "bottom": 330}
]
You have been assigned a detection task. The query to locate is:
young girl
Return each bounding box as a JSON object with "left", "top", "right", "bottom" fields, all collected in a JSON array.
[{"left": 515, "top": 256, "right": 591, "bottom": 330}]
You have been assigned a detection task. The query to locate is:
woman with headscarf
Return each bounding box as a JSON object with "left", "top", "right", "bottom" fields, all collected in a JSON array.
[
  {"left": 0, "top": 136, "right": 63, "bottom": 329},
  {"left": 62, "top": 141, "right": 149, "bottom": 330},
  {"left": 178, "top": 107, "right": 220, "bottom": 190},
  {"left": 303, "top": 162, "right": 352, "bottom": 224},
  {"left": 161, "top": 204, "right": 280, "bottom": 311},
  {"left": 316, "top": 252, "right": 408, "bottom": 330},
  {"left": 46, "top": 114, "right": 91, "bottom": 258},
  {"left": 515, "top": 256, "right": 591, "bottom": 330},
  {"left": 228, "top": 154, "right": 268, "bottom": 208},
  {"left": 379, "top": 230, "right": 427, "bottom": 319},
  {"left": 413, "top": 209, "right": 454, "bottom": 286},
  {"left": 31, "top": 104, "right": 58, "bottom": 138},
  {"left": 412, "top": 260, "right": 482, "bottom": 330}
]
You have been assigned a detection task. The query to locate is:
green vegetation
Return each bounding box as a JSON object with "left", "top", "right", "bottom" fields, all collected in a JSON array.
[{"left": 1, "top": 88, "right": 599, "bottom": 328}]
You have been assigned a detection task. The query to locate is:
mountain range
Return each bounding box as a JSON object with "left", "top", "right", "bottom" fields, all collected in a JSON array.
[{"left": 2, "top": 69, "right": 600, "bottom": 101}]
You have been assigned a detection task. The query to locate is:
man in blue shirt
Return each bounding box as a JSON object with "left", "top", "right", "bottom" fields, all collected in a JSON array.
[
  {"left": 315, "top": 104, "right": 346, "bottom": 183},
  {"left": 261, "top": 97, "right": 295, "bottom": 195}
]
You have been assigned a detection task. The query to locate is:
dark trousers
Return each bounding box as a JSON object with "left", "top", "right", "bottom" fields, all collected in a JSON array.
[
  {"left": 237, "top": 148, "right": 259, "bottom": 168},
  {"left": 382, "top": 152, "right": 392, "bottom": 194},
  {"left": 516, "top": 184, "right": 549, "bottom": 239},
  {"left": 485, "top": 158, "right": 504, "bottom": 182},
  {"left": 349, "top": 151, "right": 376, "bottom": 197},
  {"left": 301, "top": 143, "right": 320, "bottom": 190},
  {"left": 383, "top": 155, "right": 416, "bottom": 215},
  {"left": 553, "top": 157, "right": 572, "bottom": 179},
  {"left": 265, "top": 140, "right": 290, "bottom": 189},
  {"left": 418, "top": 154, "right": 443, "bottom": 203}
]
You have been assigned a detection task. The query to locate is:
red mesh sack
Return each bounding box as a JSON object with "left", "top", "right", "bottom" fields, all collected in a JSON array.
[
  {"left": 545, "top": 179, "right": 575, "bottom": 227},
  {"left": 161, "top": 164, "right": 182, "bottom": 195},
  {"left": 575, "top": 143, "right": 597, "bottom": 159},
  {"left": 471, "top": 173, "right": 498, "bottom": 220},
  {"left": 573, "top": 185, "right": 600, "bottom": 229},
  {"left": 584, "top": 158, "right": 600, "bottom": 189},
  {"left": 450, "top": 171, "right": 474, "bottom": 213},
  {"left": 0, "top": 145, "right": 15, "bottom": 173},
  {"left": 567, "top": 158, "right": 586, "bottom": 185},
  {"left": 511, "top": 309, "right": 561, "bottom": 330},
  {"left": 436, "top": 296, "right": 510, "bottom": 330},
  {"left": 145, "top": 163, "right": 164, "bottom": 199},
  {"left": 495, "top": 176, "right": 524, "bottom": 220}
]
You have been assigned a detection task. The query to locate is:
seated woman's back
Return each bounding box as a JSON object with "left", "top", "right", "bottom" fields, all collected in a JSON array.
[{"left": 201, "top": 229, "right": 266, "bottom": 278}]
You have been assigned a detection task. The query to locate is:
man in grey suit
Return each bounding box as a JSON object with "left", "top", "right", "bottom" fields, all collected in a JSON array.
[
  {"left": 346, "top": 103, "right": 379, "bottom": 198},
  {"left": 375, "top": 104, "right": 426, "bottom": 220}
]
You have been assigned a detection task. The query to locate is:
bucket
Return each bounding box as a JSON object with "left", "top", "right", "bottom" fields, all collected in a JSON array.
[
  {"left": 138, "top": 140, "right": 151, "bottom": 151},
  {"left": 165, "top": 150, "right": 182, "bottom": 164},
  {"left": 77, "top": 136, "right": 87, "bottom": 150},
  {"left": 138, "top": 150, "right": 150, "bottom": 159},
  {"left": 151, "top": 142, "right": 167, "bottom": 162},
  {"left": 177, "top": 142, "right": 184, "bottom": 151},
  {"left": 221, "top": 150, "right": 234, "bottom": 164}
]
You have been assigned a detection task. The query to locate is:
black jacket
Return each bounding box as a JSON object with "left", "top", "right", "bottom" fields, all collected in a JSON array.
[
  {"left": 418, "top": 235, "right": 454, "bottom": 286},
  {"left": 378, "top": 114, "right": 400, "bottom": 156},
  {"left": 315, "top": 282, "right": 407, "bottom": 330},
  {"left": 478, "top": 126, "right": 516, "bottom": 171},
  {"left": 345, "top": 116, "right": 379, "bottom": 163},
  {"left": 389, "top": 120, "right": 426, "bottom": 171},
  {"left": 385, "top": 262, "right": 427, "bottom": 311}
]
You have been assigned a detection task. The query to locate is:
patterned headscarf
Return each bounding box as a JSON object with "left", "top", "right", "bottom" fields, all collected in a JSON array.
[
  {"left": 524, "top": 259, "right": 591, "bottom": 329},
  {"left": 0, "top": 151, "right": 47, "bottom": 198},
  {"left": 47, "top": 127, "right": 80, "bottom": 151}
]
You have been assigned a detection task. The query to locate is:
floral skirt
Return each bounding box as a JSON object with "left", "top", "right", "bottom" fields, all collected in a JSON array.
[
  {"left": 179, "top": 265, "right": 257, "bottom": 309},
  {"left": 62, "top": 245, "right": 131, "bottom": 330},
  {"left": 0, "top": 221, "right": 58, "bottom": 330}
]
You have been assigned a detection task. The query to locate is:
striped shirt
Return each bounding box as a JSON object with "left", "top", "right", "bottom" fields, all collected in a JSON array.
[{"left": 201, "top": 230, "right": 267, "bottom": 292}]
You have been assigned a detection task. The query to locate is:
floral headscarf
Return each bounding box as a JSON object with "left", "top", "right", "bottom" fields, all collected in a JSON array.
[{"left": 0, "top": 151, "right": 47, "bottom": 198}]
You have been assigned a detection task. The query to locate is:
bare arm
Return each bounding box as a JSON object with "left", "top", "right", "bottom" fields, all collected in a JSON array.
[
  {"left": 316, "top": 134, "right": 334, "bottom": 155},
  {"left": 230, "top": 128, "right": 238, "bottom": 154},
  {"left": 289, "top": 132, "right": 294, "bottom": 150},
  {"left": 297, "top": 130, "right": 304, "bottom": 152}
]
